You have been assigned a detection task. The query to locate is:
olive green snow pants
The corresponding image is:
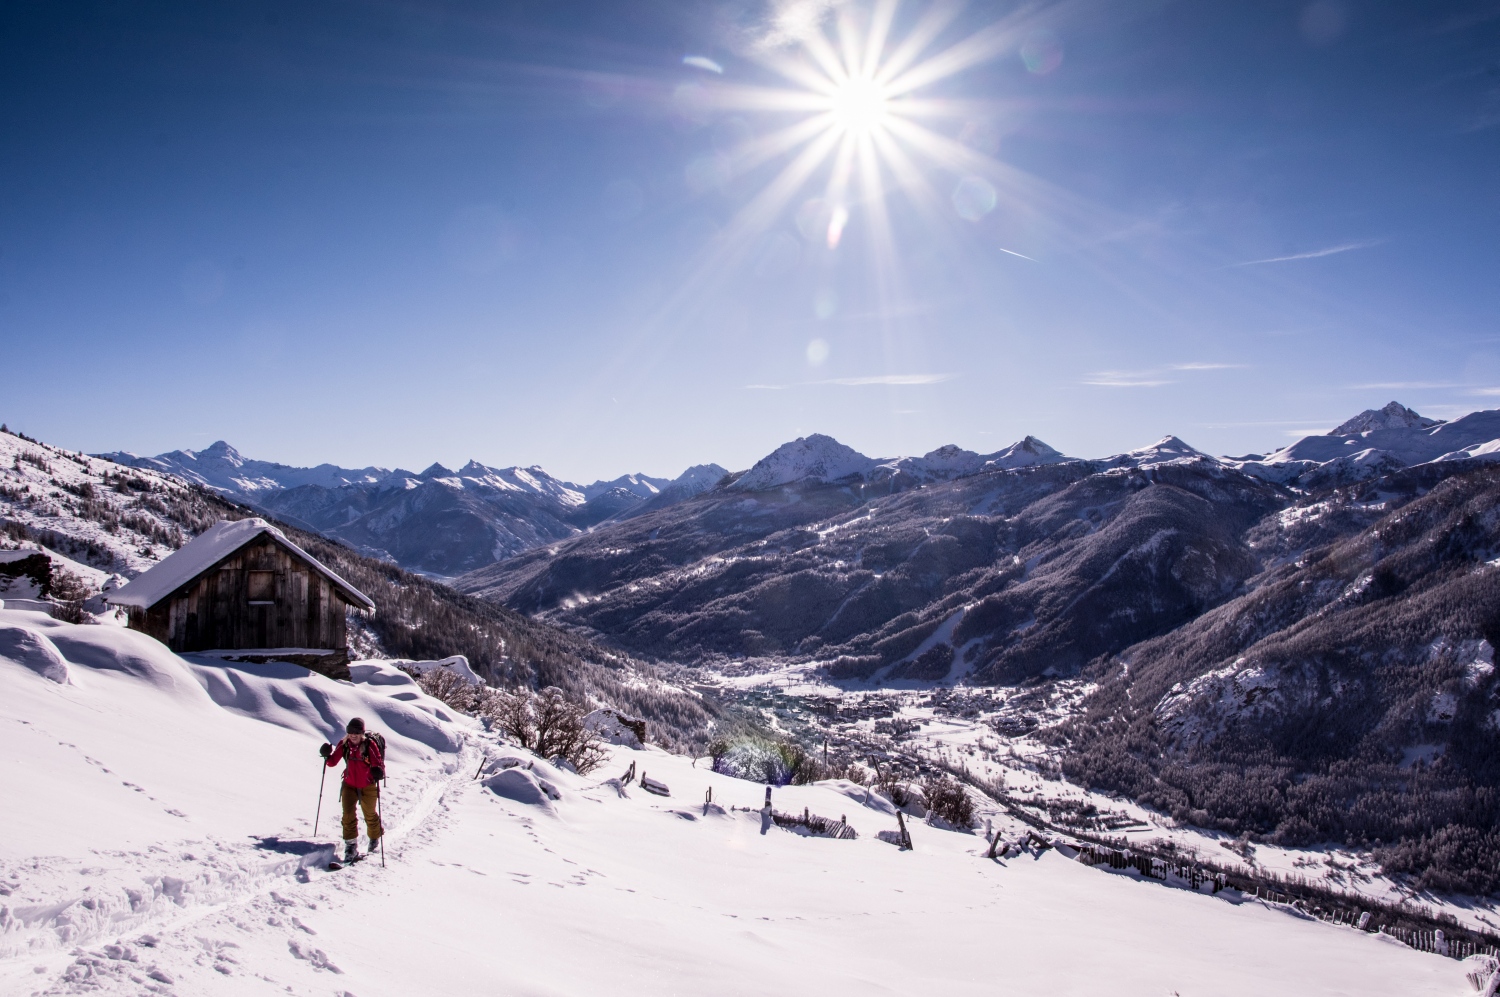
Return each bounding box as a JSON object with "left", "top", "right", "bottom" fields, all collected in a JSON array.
[{"left": 340, "top": 783, "right": 382, "bottom": 842}]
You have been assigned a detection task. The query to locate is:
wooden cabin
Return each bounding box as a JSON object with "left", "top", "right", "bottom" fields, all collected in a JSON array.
[{"left": 107, "top": 518, "right": 374, "bottom": 675}]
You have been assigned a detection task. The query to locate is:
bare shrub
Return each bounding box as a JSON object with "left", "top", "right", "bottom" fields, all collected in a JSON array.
[
  {"left": 481, "top": 686, "right": 607, "bottom": 774},
  {"left": 49, "top": 567, "right": 91, "bottom": 624},
  {"left": 414, "top": 667, "right": 481, "bottom": 713},
  {"left": 921, "top": 774, "right": 975, "bottom": 828}
]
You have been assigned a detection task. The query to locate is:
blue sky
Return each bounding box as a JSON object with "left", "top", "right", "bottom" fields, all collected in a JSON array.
[{"left": 2, "top": 0, "right": 1498, "bottom": 481}]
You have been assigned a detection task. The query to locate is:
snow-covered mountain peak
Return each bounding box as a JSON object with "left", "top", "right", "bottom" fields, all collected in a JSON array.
[
  {"left": 1330, "top": 401, "right": 1442, "bottom": 436},
  {"left": 581, "top": 473, "right": 669, "bottom": 502},
  {"left": 983, "top": 435, "right": 1068, "bottom": 469},
  {"left": 655, "top": 464, "right": 729, "bottom": 502},
  {"left": 419, "top": 462, "right": 456, "bottom": 479},
  {"left": 200, "top": 439, "right": 244, "bottom": 458},
  {"left": 731, "top": 434, "right": 878, "bottom": 491},
  {"left": 1106, "top": 435, "right": 1214, "bottom": 468}
]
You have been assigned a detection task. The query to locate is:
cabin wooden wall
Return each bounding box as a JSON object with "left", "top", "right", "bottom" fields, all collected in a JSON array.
[{"left": 142, "top": 536, "right": 354, "bottom": 653}]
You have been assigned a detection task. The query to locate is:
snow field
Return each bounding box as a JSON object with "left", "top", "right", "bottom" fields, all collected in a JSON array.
[
  {"left": 0, "top": 609, "right": 1473, "bottom": 996},
  {"left": 0, "top": 610, "right": 475, "bottom": 979}
]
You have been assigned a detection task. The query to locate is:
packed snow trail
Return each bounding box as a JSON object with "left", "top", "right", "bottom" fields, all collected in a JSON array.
[{"left": 0, "top": 609, "right": 1471, "bottom": 996}]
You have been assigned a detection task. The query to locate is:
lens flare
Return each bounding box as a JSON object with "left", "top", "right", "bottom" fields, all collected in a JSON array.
[{"left": 628, "top": 2, "right": 1075, "bottom": 347}]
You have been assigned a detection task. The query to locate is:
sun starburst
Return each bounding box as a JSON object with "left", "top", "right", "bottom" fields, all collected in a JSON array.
[{"left": 694, "top": 1, "right": 1049, "bottom": 269}]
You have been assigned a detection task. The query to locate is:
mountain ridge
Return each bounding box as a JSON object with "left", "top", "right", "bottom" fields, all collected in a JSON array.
[{"left": 98, "top": 400, "right": 1500, "bottom": 580}]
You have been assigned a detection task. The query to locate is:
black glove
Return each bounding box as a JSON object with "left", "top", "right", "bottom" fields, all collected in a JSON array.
[
  {"left": 370, "top": 766, "right": 384, "bottom": 782},
  {"left": 319, "top": 743, "right": 332, "bottom": 758}
]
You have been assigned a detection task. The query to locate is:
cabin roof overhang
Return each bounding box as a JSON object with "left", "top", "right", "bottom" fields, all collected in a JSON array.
[{"left": 106, "top": 518, "right": 376, "bottom": 613}]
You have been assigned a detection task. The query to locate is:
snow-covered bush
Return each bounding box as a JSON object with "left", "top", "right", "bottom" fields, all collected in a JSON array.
[
  {"left": 49, "top": 567, "right": 91, "bottom": 624},
  {"left": 707, "top": 733, "right": 850, "bottom": 785},
  {"left": 414, "top": 667, "right": 482, "bottom": 713},
  {"left": 920, "top": 775, "right": 974, "bottom": 828},
  {"left": 482, "top": 686, "right": 607, "bottom": 775},
  {"left": 711, "top": 738, "right": 793, "bottom": 784}
]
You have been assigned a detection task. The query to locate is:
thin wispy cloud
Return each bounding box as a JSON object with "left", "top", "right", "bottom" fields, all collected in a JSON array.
[
  {"left": 1348, "top": 381, "right": 1458, "bottom": 390},
  {"left": 1082, "top": 362, "right": 1244, "bottom": 388},
  {"left": 1230, "top": 240, "right": 1383, "bottom": 267},
  {"left": 1203, "top": 418, "right": 1339, "bottom": 429},
  {"left": 820, "top": 374, "right": 953, "bottom": 386},
  {"left": 743, "top": 373, "right": 955, "bottom": 390},
  {"left": 1081, "top": 371, "right": 1173, "bottom": 388},
  {"left": 682, "top": 55, "right": 724, "bottom": 74},
  {"left": 1469, "top": 387, "right": 1500, "bottom": 396},
  {"left": 753, "top": 0, "right": 840, "bottom": 50}
]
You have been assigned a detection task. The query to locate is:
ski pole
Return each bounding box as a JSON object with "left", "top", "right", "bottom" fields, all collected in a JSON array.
[
  {"left": 377, "top": 778, "right": 386, "bottom": 868},
  {"left": 313, "top": 760, "right": 328, "bottom": 837}
]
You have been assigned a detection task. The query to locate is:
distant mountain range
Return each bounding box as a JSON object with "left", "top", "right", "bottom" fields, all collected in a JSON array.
[
  {"left": 96, "top": 440, "right": 727, "bottom": 577},
  {"left": 100, "top": 401, "right": 1500, "bottom": 582},
  {"left": 458, "top": 402, "right": 1500, "bottom": 671},
  {"left": 87, "top": 401, "right": 1500, "bottom": 891},
  {"left": 444, "top": 400, "right": 1500, "bottom": 892}
]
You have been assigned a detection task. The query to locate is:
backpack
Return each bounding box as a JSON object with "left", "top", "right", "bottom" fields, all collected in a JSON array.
[{"left": 351, "top": 731, "right": 388, "bottom": 780}]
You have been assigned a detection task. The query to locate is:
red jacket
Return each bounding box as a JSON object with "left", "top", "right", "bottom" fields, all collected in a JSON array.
[{"left": 327, "top": 735, "right": 383, "bottom": 788}]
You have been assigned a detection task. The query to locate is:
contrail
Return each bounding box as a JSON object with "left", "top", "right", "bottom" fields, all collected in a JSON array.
[
  {"left": 998, "top": 247, "right": 1038, "bottom": 262},
  {"left": 1231, "top": 240, "right": 1382, "bottom": 267}
]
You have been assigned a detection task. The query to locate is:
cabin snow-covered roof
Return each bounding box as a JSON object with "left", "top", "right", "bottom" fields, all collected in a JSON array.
[{"left": 106, "top": 518, "right": 375, "bottom": 611}]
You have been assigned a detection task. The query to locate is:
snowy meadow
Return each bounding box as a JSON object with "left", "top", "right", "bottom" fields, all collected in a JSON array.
[{"left": 0, "top": 606, "right": 1477, "bottom": 996}]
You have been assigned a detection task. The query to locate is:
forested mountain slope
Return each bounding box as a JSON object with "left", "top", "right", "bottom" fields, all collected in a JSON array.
[
  {"left": 458, "top": 454, "right": 1291, "bottom": 681},
  {"left": 1054, "top": 462, "right": 1500, "bottom": 892}
]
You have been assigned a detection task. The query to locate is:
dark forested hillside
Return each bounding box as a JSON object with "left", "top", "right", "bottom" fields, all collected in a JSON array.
[
  {"left": 458, "top": 458, "right": 1288, "bottom": 685},
  {"left": 1053, "top": 462, "right": 1500, "bottom": 893}
]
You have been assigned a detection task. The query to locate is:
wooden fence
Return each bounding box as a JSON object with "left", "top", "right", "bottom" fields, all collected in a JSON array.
[
  {"left": 770, "top": 806, "right": 858, "bottom": 840},
  {"left": 1072, "top": 842, "right": 1497, "bottom": 965}
]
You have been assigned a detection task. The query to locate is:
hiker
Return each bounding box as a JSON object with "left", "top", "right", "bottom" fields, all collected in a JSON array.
[{"left": 320, "top": 717, "right": 384, "bottom": 863}]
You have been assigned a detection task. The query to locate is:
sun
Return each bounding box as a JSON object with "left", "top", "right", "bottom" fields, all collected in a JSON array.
[
  {"left": 699, "top": 1, "right": 1030, "bottom": 248},
  {"left": 649, "top": 0, "right": 1046, "bottom": 321},
  {"left": 825, "top": 76, "right": 891, "bottom": 135}
]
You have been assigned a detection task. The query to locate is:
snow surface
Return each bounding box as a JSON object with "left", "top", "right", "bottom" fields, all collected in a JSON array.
[
  {"left": 389, "top": 653, "right": 483, "bottom": 685},
  {"left": 106, "top": 518, "right": 374, "bottom": 611},
  {"left": 0, "top": 610, "right": 1472, "bottom": 996}
]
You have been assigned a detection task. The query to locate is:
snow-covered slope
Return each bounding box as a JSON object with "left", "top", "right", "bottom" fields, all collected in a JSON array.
[
  {"left": 0, "top": 430, "right": 203, "bottom": 576},
  {"left": 1232, "top": 403, "right": 1500, "bottom": 485},
  {"left": 0, "top": 609, "right": 1468, "bottom": 996}
]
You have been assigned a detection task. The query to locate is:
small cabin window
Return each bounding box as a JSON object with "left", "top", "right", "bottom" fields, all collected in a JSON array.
[{"left": 247, "top": 570, "right": 276, "bottom": 604}]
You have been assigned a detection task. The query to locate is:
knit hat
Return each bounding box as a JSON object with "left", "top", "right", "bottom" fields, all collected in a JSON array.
[{"left": 346, "top": 717, "right": 366, "bottom": 734}]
